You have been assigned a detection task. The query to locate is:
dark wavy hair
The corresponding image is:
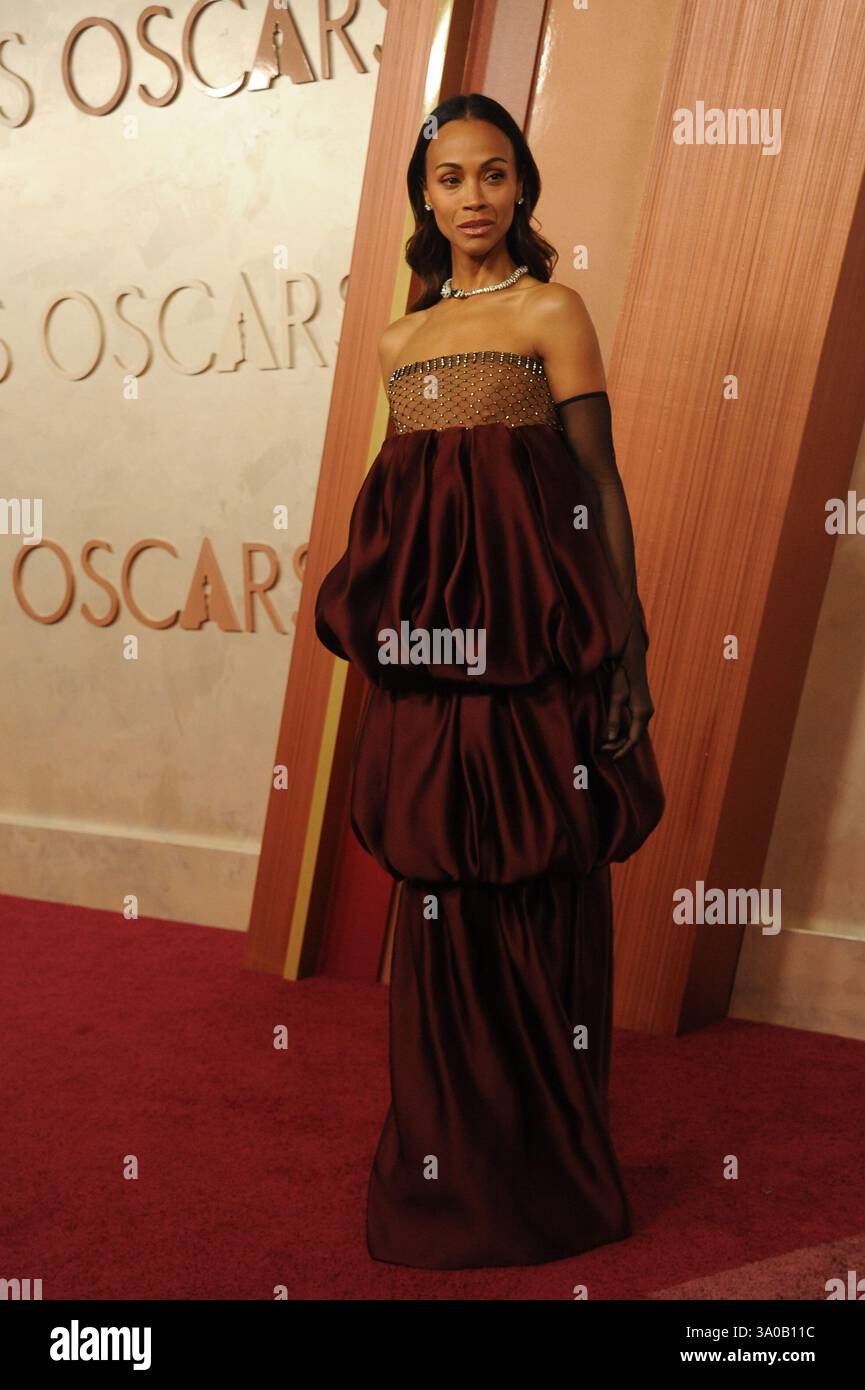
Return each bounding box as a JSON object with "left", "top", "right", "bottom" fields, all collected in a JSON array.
[{"left": 404, "top": 93, "right": 558, "bottom": 313}]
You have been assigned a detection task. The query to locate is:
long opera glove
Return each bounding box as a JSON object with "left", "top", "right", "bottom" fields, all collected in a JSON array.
[{"left": 554, "top": 390, "right": 655, "bottom": 749}]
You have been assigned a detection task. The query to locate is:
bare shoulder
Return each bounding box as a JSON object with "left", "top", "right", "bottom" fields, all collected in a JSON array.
[
  {"left": 523, "top": 281, "right": 606, "bottom": 398},
  {"left": 378, "top": 311, "right": 429, "bottom": 387},
  {"left": 524, "top": 281, "right": 595, "bottom": 347}
]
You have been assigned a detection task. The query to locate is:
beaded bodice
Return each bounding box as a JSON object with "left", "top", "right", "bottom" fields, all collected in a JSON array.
[{"left": 386, "top": 350, "right": 561, "bottom": 434}]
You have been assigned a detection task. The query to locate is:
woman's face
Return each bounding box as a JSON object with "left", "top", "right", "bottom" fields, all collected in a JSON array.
[{"left": 422, "top": 118, "right": 522, "bottom": 254}]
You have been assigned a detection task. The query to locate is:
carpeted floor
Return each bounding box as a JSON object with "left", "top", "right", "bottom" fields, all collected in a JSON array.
[{"left": 2, "top": 893, "right": 863, "bottom": 1300}]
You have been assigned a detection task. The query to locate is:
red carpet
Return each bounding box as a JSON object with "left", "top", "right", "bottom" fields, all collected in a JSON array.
[{"left": 2, "top": 893, "right": 863, "bottom": 1300}]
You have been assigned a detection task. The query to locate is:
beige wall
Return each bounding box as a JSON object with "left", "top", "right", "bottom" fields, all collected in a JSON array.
[
  {"left": 0, "top": 0, "right": 384, "bottom": 927},
  {"left": 730, "top": 417, "right": 865, "bottom": 1039},
  {"left": 760, "top": 415, "right": 865, "bottom": 943}
]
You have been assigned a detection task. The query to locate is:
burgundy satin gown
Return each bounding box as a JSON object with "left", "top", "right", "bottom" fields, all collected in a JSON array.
[{"left": 314, "top": 349, "right": 665, "bottom": 1269}]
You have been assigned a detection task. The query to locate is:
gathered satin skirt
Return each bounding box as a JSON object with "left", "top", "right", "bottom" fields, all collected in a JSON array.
[{"left": 366, "top": 868, "right": 632, "bottom": 1269}]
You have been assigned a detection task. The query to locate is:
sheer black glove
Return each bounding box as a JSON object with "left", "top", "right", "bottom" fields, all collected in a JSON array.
[{"left": 555, "top": 390, "right": 655, "bottom": 757}]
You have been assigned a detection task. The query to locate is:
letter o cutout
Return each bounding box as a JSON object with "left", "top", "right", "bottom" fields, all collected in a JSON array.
[
  {"left": 42, "top": 291, "right": 105, "bottom": 380},
  {"left": 13, "top": 541, "right": 75, "bottom": 624},
  {"left": 62, "top": 18, "right": 131, "bottom": 116}
]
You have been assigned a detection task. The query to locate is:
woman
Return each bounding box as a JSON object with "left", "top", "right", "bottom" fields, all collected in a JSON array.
[{"left": 315, "top": 93, "right": 665, "bottom": 1270}]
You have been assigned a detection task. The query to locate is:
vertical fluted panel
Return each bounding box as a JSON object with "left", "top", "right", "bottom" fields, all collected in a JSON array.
[{"left": 600, "top": 0, "right": 865, "bottom": 1029}]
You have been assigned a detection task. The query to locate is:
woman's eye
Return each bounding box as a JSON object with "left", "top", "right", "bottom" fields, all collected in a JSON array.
[{"left": 439, "top": 172, "right": 506, "bottom": 187}]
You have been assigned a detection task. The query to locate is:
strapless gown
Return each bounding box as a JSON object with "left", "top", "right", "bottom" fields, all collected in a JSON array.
[{"left": 314, "top": 350, "right": 665, "bottom": 1269}]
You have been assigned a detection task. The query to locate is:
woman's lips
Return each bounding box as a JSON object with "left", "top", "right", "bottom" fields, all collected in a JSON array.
[{"left": 459, "top": 221, "right": 493, "bottom": 236}]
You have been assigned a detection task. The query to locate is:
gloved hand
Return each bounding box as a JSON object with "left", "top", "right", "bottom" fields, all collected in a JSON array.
[{"left": 601, "top": 620, "right": 655, "bottom": 758}]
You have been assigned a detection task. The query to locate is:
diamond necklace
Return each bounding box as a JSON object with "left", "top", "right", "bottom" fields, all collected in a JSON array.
[{"left": 440, "top": 264, "right": 529, "bottom": 299}]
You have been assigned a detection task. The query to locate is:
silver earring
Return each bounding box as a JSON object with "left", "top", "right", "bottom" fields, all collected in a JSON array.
[
  {"left": 517, "top": 197, "right": 524, "bottom": 205},
  {"left": 424, "top": 202, "right": 432, "bottom": 210}
]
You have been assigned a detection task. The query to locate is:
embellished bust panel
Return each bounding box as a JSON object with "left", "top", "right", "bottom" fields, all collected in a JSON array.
[{"left": 386, "top": 350, "right": 561, "bottom": 434}]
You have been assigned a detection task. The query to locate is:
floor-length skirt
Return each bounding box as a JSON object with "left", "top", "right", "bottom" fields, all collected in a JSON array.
[{"left": 366, "top": 868, "right": 633, "bottom": 1270}]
